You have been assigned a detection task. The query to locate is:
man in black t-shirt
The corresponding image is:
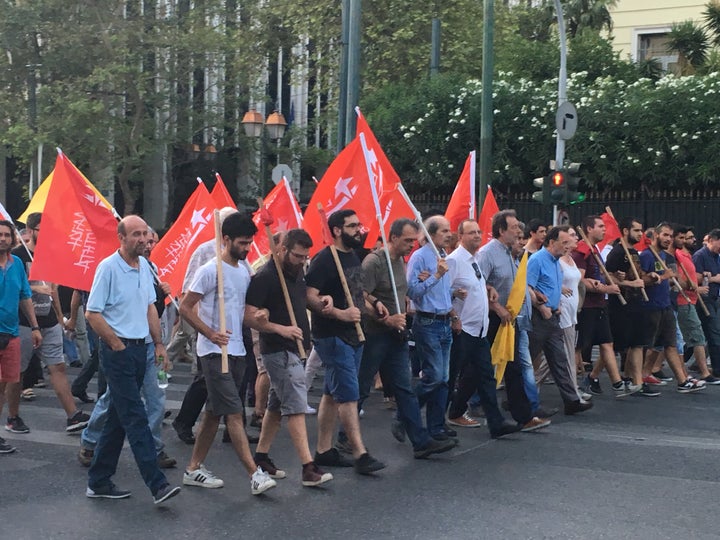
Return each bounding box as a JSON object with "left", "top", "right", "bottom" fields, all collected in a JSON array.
[
  {"left": 7, "top": 212, "right": 90, "bottom": 435},
  {"left": 305, "top": 209, "right": 385, "bottom": 475},
  {"left": 245, "top": 229, "right": 333, "bottom": 487}
]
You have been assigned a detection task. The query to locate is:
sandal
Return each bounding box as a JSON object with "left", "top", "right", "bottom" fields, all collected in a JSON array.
[{"left": 21, "top": 388, "right": 36, "bottom": 401}]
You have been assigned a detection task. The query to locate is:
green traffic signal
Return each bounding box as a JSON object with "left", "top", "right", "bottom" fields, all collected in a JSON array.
[{"left": 564, "top": 162, "right": 584, "bottom": 205}]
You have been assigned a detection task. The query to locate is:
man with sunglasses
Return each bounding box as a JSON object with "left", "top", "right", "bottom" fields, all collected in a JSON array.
[{"left": 446, "top": 219, "right": 522, "bottom": 438}]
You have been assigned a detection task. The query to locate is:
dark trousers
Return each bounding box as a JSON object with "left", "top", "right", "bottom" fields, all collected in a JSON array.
[
  {"left": 448, "top": 331, "right": 507, "bottom": 432},
  {"left": 486, "top": 313, "right": 532, "bottom": 424},
  {"left": 528, "top": 311, "right": 580, "bottom": 404},
  {"left": 356, "top": 332, "right": 432, "bottom": 449},
  {"left": 71, "top": 326, "right": 106, "bottom": 397},
  {"left": 88, "top": 342, "right": 167, "bottom": 495},
  {"left": 699, "top": 297, "right": 720, "bottom": 375}
]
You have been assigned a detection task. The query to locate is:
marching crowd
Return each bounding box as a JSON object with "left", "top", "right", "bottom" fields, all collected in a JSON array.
[{"left": 1, "top": 205, "right": 719, "bottom": 506}]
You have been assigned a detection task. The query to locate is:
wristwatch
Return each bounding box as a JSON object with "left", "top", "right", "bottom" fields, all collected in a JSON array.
[
  {"left": 450, "top": 316, "right": 460, "bottom": 322},
  {"left": 31, "top": 326, "right": 41, "bottom": 331}
]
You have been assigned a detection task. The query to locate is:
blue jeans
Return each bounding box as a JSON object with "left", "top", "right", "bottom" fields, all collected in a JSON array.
[
  {"left": 518, "top": 330, "right": 540, "bottom": 412},
  {"left": 699, "top": 298, "right": 720, "bottom": 375},
  {"left": 356, "top": 332, "right": 432, "bottom": 449},
  {"left": 82, "top": 343, "right": 165, "bottom": 453},
  {"left": 313, "top": 336, "right": 363, "bottom": 403},
  {"left": 413, "top": 315, "right": 452, "bottom": 436},
  {"left": 87, "top": 342, "right": 167, "bottom": 495}
]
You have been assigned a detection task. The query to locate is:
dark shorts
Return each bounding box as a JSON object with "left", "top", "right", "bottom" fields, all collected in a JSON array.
[
  {"left": 637, "top": 308, "right": 677, "bottom": 349},
  {"left": 199, "top": 353, "right": 246, "bottom": 416},
  {"left": 576, "top": 306, "right": 613, "bottom": 349},
  {"left": 0, "top": 336, "right": 21, "bottom": 383},
  {"left": 609, "top": 306, "right": 647, "bottom": 351},
  {"left": 264, "top": 350, "right": 308, "bottom": 416},
  {"left": 313, "top": 336, "right": 363, "bottom": 404}
]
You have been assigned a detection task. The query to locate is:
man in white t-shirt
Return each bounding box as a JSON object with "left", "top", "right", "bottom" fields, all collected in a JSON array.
[{"left": 179, "top": 212, "right": 276, "bottom": 496}]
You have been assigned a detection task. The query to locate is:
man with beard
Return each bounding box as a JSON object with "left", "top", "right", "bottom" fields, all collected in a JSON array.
[
  {"left": 8, "top": 212, "right": 90, "bottom": 434},
  {"left": 244, "top": 229, "right": 333, "bottom": 486},
  {"left": 0, "top": 220, "right": 41, "bottom": 454},
  {"left": 639, "top": 223, "right": 705, "bottom": 393},
  {"left": 306, "top": 209, "right": 386, "bottom": 475},
  {"left": 180, "top": 212, "right": 276, "bottom": 495}
]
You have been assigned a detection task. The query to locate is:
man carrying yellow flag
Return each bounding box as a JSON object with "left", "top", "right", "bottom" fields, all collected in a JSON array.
[{"left": 478, "top": 210, "right": 551, "bottom": 433}]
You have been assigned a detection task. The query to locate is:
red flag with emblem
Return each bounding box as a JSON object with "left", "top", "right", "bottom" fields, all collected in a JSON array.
[
  {"left": 478, "top": 185, "right": 500, "bottom": 246},
  {"left": 150, "top": 183, "right": 217, "bottom": 298},
  {"left": 363, "top": 184, "right": 418, "bottom": 248},
  {"left": 247, "top": 178, "right": 303, "bottom": 268},
  {"left": 445, "top": 151, "right": 476, "bottom": 233},
  {"left": 30, "top": 151, "right": 119, "bottom": 290},
  {"left": 211, "top": 173, "right": 236, "bottom": 208},
  {"left": 597, "top": 212, "right": 622, "bottom": 252}
]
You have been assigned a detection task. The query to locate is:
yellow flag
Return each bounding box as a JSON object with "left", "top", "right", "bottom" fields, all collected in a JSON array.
[
  {"left": 18, "top": 169, "right": 114, "bottom": 223},
  {"left": 491, "top": 251, "right": 528, "bottom": 387}
]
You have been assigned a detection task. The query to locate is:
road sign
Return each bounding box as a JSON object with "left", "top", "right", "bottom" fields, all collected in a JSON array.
[
  {"left": 556, "top": 102, "right": 578, "bottom": 140},
  {"left": 271, "top": 164, "right": 293, "bottom": 185}
]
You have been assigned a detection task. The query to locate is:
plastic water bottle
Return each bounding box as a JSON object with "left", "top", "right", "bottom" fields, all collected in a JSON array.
[{"left": 157, "top": 363, "right": 169, "bottom": 389}]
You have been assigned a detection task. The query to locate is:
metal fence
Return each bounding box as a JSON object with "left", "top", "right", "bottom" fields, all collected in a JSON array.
[{"left": 411, "top": 189, "right": 720, "bottom": 236}]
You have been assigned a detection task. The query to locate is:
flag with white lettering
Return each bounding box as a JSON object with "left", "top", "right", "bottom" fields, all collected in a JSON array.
[
  {"left": 150, "top": 183, "right": 217, "bottom": 298},
  {"left": 30, "top": 151, "right": 119, "bottom": 290}
]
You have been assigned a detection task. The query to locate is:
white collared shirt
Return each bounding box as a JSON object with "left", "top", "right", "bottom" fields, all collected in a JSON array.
[{"left": 447, "top": 245, "right": 489, "bottom": 338}]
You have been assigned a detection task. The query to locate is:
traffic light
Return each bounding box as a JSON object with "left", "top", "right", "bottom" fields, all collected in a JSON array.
[
  {"left": 549, "top": 170, "right": 565, "bottom": 204},
  {"left": 532, "top": 175, "right": 549, "bottom": 204},
  {"left": 564, "top": 162, "right": 585, "bottom": 205}
]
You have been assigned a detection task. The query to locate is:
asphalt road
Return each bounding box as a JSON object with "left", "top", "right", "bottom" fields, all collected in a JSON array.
[{"left": 2, "top": 362, "right": 720, "bottom": 540}]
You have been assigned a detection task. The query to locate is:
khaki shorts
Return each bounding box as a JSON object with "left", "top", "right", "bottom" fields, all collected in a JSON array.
[
  {"left": 264, "top": 350, "right": 308, "bottom": 416},
  {"left": 20, "top": 324, "right": 63, "bottom": 372}
]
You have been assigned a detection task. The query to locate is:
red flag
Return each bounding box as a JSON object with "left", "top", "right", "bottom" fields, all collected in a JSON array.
[
  {"left": 150, "top": 183, "right": 216, "bottom": 297},
  {"left": 355, "top": 109, "right": 402, "bottom": 193},
  {"left": 363, "top": 185, "right": 416, "bottom": 248},
  {"left": 478, "top": 185, "right": 500, "bottom": 246},
  {"left": 247, "top": 178, "right": 303, "bottom": 268},
  {"left": 211, "top": 173, "right": 236, "bottom": 208},
  {"left": 30, "top": 151, "right": 119, "bottom": 290},
  {"left": 317, "top": 205, "right": 334, "bottom": 247},
  {"left": 445, "top": 151, "right": 476, "bottom": 233},
  {"left": 597, "top": 212, "right": 622, "bottom": 252}
]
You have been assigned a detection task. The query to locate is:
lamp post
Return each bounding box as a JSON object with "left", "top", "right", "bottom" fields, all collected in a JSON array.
[{"left": 242, "top": 108, "right": 287, "bottom": 197}]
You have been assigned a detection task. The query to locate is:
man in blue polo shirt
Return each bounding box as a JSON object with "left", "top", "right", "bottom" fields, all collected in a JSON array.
[
  {"left": 0, "top": 220, "right": 41, "bottom": 454},
  {"left": 693, "top": 228, "right": 720, "bottom": 377},
  {"left": 85, "top": 215, "right": 180, "bottom": 505},
  {"left": 527, "top": 225, "right": 593, "bottom": 415}
]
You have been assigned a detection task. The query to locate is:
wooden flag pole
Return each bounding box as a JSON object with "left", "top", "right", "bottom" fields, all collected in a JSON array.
[
  {"left": 675, "top": 254, "right": 710, "bottom": 316},
  {"left": 317, "top": 203, "right": 365, "bottom": 343},
  {"left": 576, "top": 225, "right": 627, "bottom": 306},
  {"left": 604, "top": 206, "right": 649, "bottom": 302},
  {"left": 256, "top": 198, "right": 307, "bottom": 359},
  {"left": 213, "top": 209, "right": 229, "bottom": 373},
  {"left": 646, "top": 244, "right": 693, "bottom": 304}
]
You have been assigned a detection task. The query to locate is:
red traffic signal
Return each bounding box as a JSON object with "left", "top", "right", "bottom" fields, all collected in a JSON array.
[{"left": 552, "top": 171, "right": 564, "bottom": 186}]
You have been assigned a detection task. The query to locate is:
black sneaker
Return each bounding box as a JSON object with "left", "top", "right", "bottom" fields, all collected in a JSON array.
[
  {"left": 172, "top": 419, "right": 195, "bottom": 445},
  {"left": 653, "top": 370, "right": 673, "bottom": 382},
  {"left": 635, "top": 383, "right": 661, "bottom": 397},
  {"left": 678, "top": 379, "right": 705, "bottom": 393},
  {"left": 157, "top": 451, "right": 177, "bottom": 469},
  {"left": 588, "top": 377, "right": 603, "bottom": 395},
  {"left": 702, "top": 375, "right": 720, "bottom": 385},
  {"left": 490, "top": 421, "right": 523, "bottom": 439},
  {"left": 314, "top": 448, "right": 354, "bottom": 468},
  {"left": 66, "top": 411, "right": 90, "bottom": 433},
  {"left": 0, "top": 436, "right": 16, "bottom": 454},
  {"left": 153, "top": 484, "right": 181, "bottom": 505},
  {"left": 72, "top": 390, "right": 95, "bottom": 404},
  {"left": 413, "top": 437, "right": 456, "bottom": 459},
  {"left": 442, "top": 426, "right": 458, "bottom": 438},
  {"left": 78, "top": 447, "right": 94, "bottom": 466},
  {"left": 532, "top": 406, "right": 559, "bottom": 418},
  {"left": 354, "top": 452, "right": 386, "bottom": 475},
  {"left": 86, "top": 483, "right": 131, "bottom": 499},
  {"left": 390, "top": 420, "right": 406, "bottom": 443},
  {"left": 5, "top": 416, "right": 30, "bottom": 434}
]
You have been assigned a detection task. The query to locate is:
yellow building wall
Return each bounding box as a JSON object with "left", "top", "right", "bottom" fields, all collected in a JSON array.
[{"left": 610, "top": 0, "right": 707, "bottom": 59}]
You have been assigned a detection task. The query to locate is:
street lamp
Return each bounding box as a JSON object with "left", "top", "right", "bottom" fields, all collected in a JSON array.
[{"left": 241, "top": 108, "right": 288, "bottom": 196}]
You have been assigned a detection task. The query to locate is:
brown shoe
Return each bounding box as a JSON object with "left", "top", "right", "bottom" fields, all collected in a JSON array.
[
  {"left": 447, "top": 413, "right": 483, "bottom": 428},
  {"left": 157, "top": 451, "right": 177, "bottom": 469},
  {"left": 78, "top": 447, "right": 94, "bottom": 467},
  {"left": 302, "top": 462, "right": 333, "bottom": 487},
  {"left": 521, "top": 416, "right": 551, "bottom": 432}
]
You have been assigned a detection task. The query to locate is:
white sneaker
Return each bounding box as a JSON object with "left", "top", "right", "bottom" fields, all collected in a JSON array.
[
  {"left": 183, "top": 465, "right": 224, "bottom": 488},
  {"left": 251, "top": 467, "right": 277, "bottom": 495},
  {"left": 305, "top": 405, "right": 317, "bottom": 415},
  {"left": 580, "top": 392, "right": 592, "bottom": 401}
]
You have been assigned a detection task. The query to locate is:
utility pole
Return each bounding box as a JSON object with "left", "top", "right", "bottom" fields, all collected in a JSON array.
[
  {"left": 552, "top": 0, "right": 568, "bottom": 226},
  {"left": 336, "top": 0, "right": 349, "bottom": 153},
  {"left": 430, "top": 18, "right": 441, "bottom": 77},
  {"left": 344, "top": 0, "right": 362, "bottom": 146},
  {"left": 478, "top": 0, "right": 494, "bottom": 210}
]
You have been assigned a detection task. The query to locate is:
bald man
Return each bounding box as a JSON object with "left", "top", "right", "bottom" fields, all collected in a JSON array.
[{"left": 85, "top": 215, "right": 180, "bottom": 505}]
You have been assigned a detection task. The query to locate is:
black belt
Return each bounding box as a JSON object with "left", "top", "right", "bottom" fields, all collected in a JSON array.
[
  {"left": 417, "top": 311, "right": 452, "bottom": 321},
  {"left": 118, "top": 338, "right": 146, "bottom": 346}
]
